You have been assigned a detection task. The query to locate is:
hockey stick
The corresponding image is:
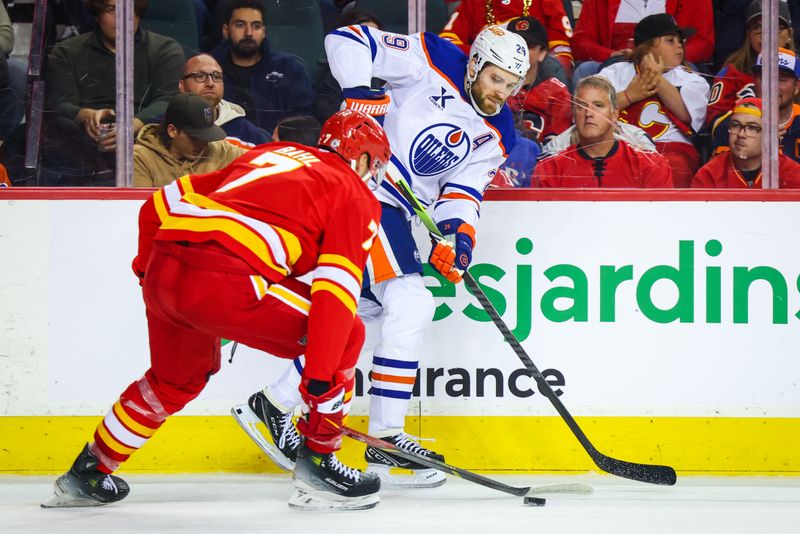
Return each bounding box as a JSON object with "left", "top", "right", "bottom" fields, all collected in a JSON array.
[
  {"left": 342, "top": 426, "right": 592, "bottom": 497},
  {"left": 394, "top": 178, "right": 677, "bottom": 486}
]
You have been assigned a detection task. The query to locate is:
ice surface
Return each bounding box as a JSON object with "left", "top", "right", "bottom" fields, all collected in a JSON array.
[{"left": 3, "top": 473, "right": 799, "bottom": 533}]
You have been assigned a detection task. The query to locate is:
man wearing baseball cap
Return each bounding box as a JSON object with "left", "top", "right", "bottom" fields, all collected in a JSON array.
[
  {"left": 710, "top": 48, "right": 800, "bottom": 164},
  {"left": 134, "top": 93, "right": 247, "bottom": 187},
  {"left": 694, "top": 97, "right": 800, "bottom": 188}
]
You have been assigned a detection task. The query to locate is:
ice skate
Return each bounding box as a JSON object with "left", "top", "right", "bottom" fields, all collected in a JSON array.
[
  {"left": 41, "top": 444, "right": 129, "bottom": 508},
  {"left": 289, "top": 443, "right": 380, "bottom": 511},
  {"left": 231, "top": 390, "right": 301, "bottom": 471},
  {"left": 365, "top": 433, "right": 447, "bottom": 488}
]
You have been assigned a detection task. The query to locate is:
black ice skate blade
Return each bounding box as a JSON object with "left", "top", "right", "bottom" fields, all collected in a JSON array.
[{"left": 288, "top": 488, "right": 379, "bottom": 511}]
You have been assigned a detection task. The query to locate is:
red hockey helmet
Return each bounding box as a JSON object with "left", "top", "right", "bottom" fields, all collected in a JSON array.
[{"left": 318, "top": 109, "right": 391, "bottom": 188}]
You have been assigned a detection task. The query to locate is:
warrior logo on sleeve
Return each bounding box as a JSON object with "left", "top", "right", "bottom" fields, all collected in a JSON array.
[{"left": 409, "top": 123, "right": 470, "bottom": 176}]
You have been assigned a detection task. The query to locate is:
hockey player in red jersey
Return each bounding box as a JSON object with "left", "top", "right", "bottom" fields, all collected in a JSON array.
[
  {"left": 42, "top": 110, "right": 391, "bottom": 511},
  {"left": 692, "top": 98, "right": 800, "bottom": 189},
  {"left": 534, "top": 76, "right": 673, "bottom": 187}
]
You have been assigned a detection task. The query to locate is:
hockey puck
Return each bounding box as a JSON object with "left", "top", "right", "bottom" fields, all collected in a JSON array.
[{"left": 523, "top": 496, "right": 546, "bottom": 507}]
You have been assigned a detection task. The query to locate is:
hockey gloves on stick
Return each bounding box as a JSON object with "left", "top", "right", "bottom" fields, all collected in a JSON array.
[
  {"left": 342, "top": 87, "right": 390, "bottom": 126},
  {"left": 297, "top": 378, "right": 347, "bottom": 454},
  {"left": 428, "top": 219, "right": 475, "bottom": 284}
]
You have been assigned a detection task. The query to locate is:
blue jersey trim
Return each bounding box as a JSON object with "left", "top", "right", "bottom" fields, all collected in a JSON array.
[
  {"left": 442, "top": 181, "right": 483, "bottom": 202},
  {"left": 363, "top": 25, "right": 378, "bottom": 60},
  {"left": 330, "top": 28, "right": 366, "bottom": 48}
]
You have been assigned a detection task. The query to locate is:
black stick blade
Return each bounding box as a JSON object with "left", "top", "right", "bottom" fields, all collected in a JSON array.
[{"left": 592, "top": 452, "right": 677, "bottom": 486}]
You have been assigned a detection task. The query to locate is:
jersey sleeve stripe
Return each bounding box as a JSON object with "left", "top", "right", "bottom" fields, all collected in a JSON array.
[
  {"left": 438, "top": 191, "right": 481, "bottom": 208},
  {"left": 330, "top": 28, "right": 368, "bottom": 48},
  {"left": 267, "top": 284, "right": 311, "bottom": 315},
  {"left": 314, "top": 265, "right": 361, "bottom": 301},
  {"left": 442, "top": 181, "right": 483, "bottom": 202},
  {"left": 310, "top": 280, "right": 358, "bottom": 315},
  {"left": 363, "top": 25, "right": 378, "bottom": 60},
  {"left": 318, "top": 253, "right": 362, "bottom": 282}
]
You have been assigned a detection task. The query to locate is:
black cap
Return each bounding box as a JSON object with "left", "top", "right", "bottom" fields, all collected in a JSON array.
[
  {"left": 164, "top": 93, "right": 226, "bottom": 142},
  {"left": 633, "top": 13, "right": 696, "bottom": 47},
  {"left": 747, "top": 0, "right": 792, "bottom": 26},
  {"left": 507, "top": 16, "right": 549, "bottom": 49}
]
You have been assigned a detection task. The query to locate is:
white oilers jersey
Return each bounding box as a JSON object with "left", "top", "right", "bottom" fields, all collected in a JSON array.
[{"left": 325, "top": 26, "right": 517, "bottom": 228}]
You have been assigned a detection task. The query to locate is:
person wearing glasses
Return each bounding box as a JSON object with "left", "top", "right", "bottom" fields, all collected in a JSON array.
[
  {"left": 179, "top": 53, "right": 270, "bottom": 148},
  {"left": 706, "top": 1, "right": 795, "bottom": 129},
  {"left": 42, "top": 0, "right": 185, "bottom": 185},
  {"left": 133, "top": 93, "right": 246, "bottom": 187},
  {"left": 710, "top": 48, "right": 800, "bottom": 164},
  {"left": 692, "top": 97, "right": 800, "bottom": 188},
  {"left": 211, "top": 0, "right": 314, "bottom": 133}
]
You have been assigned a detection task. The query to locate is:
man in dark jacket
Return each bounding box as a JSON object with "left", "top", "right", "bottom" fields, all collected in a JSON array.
[
  {"left": 211, "top": 0, "right": 314, "bottom": 134},
  {"left": 42, "top": 0, "right": 185, "bottom": 185}
]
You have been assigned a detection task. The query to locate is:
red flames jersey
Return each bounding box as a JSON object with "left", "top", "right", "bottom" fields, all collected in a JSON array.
[
  {"left": 440, "top": 0, "right": 574, "bottom": 60},
  {"left": 706, "top": 64, "right": 755, "bottom": 128},
  {"left": 134, "top": 142, "right": 381, "bottom": 367},
  {"left": 508, "top": 77, "right": 573, "bottom": 142},
  {"left": 533, "top": 140, "right": 674, "bottom": 187},
  {"left": 691, "top": 152, "right": 800, "bottom": 189}
]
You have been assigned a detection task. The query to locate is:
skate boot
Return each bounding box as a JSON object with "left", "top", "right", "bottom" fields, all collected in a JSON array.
[
  {"left": 232, "top": 390, "right": 301, "bottom": 471},
  {"left": 365, "top": 433, "right": 447, "bottom": 488},
  {"left": 41, "top": 444, "right": 130, "bottom": 508},
  {"left": 289, "top": 443, "right": 381, "bottom": 511}
]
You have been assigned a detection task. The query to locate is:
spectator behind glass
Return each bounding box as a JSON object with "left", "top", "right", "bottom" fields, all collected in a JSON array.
[
  {"left": 439, "top": 0, "right": 575, "bottom": 77},
  {"left": 43, "top": 0, "right": 185, "bottom": 186},
  {"left": 693, "top": 97, "right": 800, "bottom": 188},
  {"left": 179, "top": 53, "right": 271, "bottom": 148},
  {"left": 706, "top": 0, "right": 795, "bottom": 128},
  {"left": 598, "top": 14, "right": 709, "bottom": 188},
  {"left": 493, "top": 16, "right": 570, "bottom": 187},
  {"left": 133, "top": 93, "right": 247, "bottom": 187},
  {"left": 710, "top": 48, "right": 800, "bottom": 163},
  {"left": 533, "top": 75, "right": 673, "bottom": 188},
  {"left": 313, "top": 9, "right": 384, "bottom": 124},
  {"left": 0, "top": 1, "right": 24, "bottom": 149},
  {"left": 572, "top": 0, "right": 714, "bottom": 84},
  {"left": 273, "top": 115, "right": 322, "bottom": 146},
  {"left": 211, "top": 0, "right": 315, "bottom": 133}
]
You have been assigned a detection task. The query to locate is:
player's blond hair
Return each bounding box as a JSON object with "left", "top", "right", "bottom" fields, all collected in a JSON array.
[{"left": 573, "top": 76, "right": 618, "bottom": 110}]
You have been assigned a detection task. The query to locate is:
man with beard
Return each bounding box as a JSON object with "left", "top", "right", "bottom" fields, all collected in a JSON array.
[
  {"left": 232, "top": 24, "right": 529, "bottom": 490},
  {"left": 179, "top": 53, "right": 270, "bottom": 148},
  {"left": 133, "top": 93, "right": 246, "bottom": 187},
  {"left": 693, "top": 98, "right": 800, "bottom": 188},
  {"left": 211, "top": 0, "right": 314, "bottom": 133}
]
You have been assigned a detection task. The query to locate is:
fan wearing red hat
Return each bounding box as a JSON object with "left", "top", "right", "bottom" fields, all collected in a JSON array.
[
  {"left": 598, "top": 13, "right": 709, "bottom": 188},
  {"left": 693, "top": 98, "right": 800, "bottom": 188}
]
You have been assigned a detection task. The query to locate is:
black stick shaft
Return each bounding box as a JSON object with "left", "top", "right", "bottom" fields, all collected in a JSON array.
[{"left": 394, "top": 178, "right": 676, "bottom": 486}]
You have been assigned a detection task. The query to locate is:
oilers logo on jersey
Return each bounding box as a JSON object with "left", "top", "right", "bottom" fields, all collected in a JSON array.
[{"left": 410, "top": 124, "right": 470, "bottom": 176}]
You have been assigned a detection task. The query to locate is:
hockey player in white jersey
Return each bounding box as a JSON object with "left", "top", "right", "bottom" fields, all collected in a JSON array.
[{"left": 233, "top": 24, "right": 529, "bottom": 488}]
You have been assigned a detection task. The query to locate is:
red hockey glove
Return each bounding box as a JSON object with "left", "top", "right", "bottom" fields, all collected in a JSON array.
[
  {"left": 342, "top": 87, "right": 390, "bottom": 126},
  {"left": 297, "top": 379, "right": 347, "bottom": 454},
  {"left": 428, "top": 219, "right": 475, "bottom": 284}
]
